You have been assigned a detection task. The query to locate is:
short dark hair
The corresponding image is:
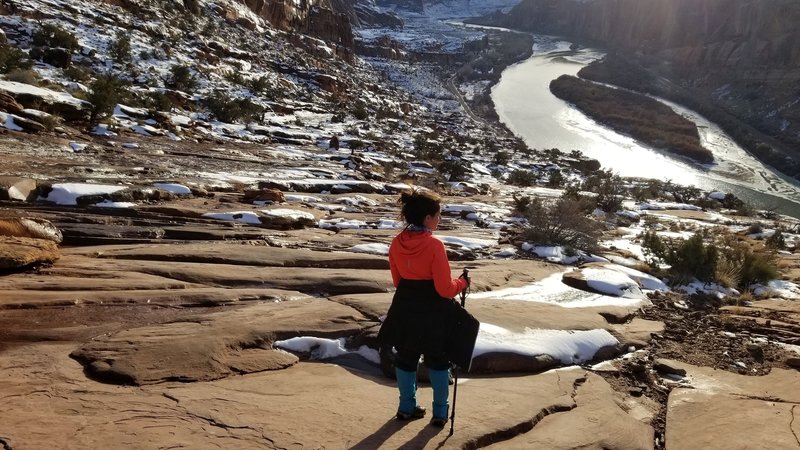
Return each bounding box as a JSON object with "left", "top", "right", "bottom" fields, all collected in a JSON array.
[{"left": 398, "top": 189, "right": 441, "bottom": 226}]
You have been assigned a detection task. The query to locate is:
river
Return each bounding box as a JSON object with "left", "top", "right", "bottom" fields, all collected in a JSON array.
[{"left": 491, "top": 37, "right": 800, "bottom": 218}]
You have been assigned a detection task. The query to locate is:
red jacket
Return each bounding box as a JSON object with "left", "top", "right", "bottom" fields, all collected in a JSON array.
[{"left": 389, "top": 230, "right": 467, "bottom": 299}]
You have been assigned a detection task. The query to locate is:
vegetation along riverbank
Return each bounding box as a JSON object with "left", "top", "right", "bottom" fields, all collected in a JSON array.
[{"left": 549, "top": 74, "right": 714, "bottom": 164}]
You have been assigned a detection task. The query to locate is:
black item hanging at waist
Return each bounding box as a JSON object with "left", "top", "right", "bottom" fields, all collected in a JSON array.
[{"left": 378, "top": 278, "right": 480, "bottom": 370}]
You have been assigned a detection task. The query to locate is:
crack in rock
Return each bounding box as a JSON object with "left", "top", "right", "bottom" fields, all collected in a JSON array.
[
  {"left": 462, "top": 404, "right": 576, "bottom": 449},
  {"left": 162, "top": 392, "right": 277, "bottom": 446},
  {"left": 462, "top": 375, "right": 587, "bottom": 449},
  {"left": 791, "top": 405, "right": 800, "bottom": 447},
  {"left": 0, "top": 436, "right": 13, "bottom": 450},
  {"left": 732, "top": 394, "right": 799, "bottom": 405}
]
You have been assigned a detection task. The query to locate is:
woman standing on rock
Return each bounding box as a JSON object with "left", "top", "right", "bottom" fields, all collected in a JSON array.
[{"left": 378, "top": 189, "right": 470, "bottom": 428}]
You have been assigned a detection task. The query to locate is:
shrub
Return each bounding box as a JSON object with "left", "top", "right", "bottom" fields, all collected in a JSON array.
[
  {"left": 517, "top": 196, "right": 603, "bottom": 252},
  {"left": 492, "top": 151, "right": 511, "bottom": 166},
  {"left": 437, "top": 158, "right": 470, "bottom": 182},
  {"left": 507, "top": 169, "right": 536, "bottom": 186},
  {"left": 168, "top": 64, "right": 196, "bottom": 93},
  {"left": 183, "top": 0, "right": 200, "bottom": 14},
  {"left": 64, "top": 65, "right": 91, "bottom": 82},
  {"left": 512, "top": 193, "right": 532, "bottom": 214},
  {"left": 546, "top": 169, "right": 564, "bottom": 188},
  {"left": 109, "top": 31, "right": 131, "bottom": 64},
  {"left": 642, "top": 230, "right": 778, "bottom": 289},
  {"left": 746, "top": 223, "right": 763, "bottom": 235},
  {"left": 352, "top": 102, "right": 369, "bottom": 120},
  {"left": 145, "top": 90, "right": 173, "bottom": 112},
  {"left": 348, "top": 139, "right": 364, "bottom": 151},
  {"left": 205, "top": 90, "right": 263, "bottom": 123},
  {"left": 0, "top": 43, "right": 32, "bottom": 73},
  {"left": 39, "top": 113, "right": 62, "bottom": 131},
  {"left": 32, "top": 24, "right": 80, "bottom": 51},
  {"left": 765, "top": 230, "right": 785, "bottom": 250},
  {"left": 5, "top": 68, "right": 39, "bottom": 85},
  {"left": 248, "top": 75, "right": 273, "bottom": 95},
  {"left": 583, "top": 169, "right": 624, "bottom": 212},
  {"left": 224, "top": 70, "right": 246, "bottom": 86},
  {"left": 87, "top": 74, "right": 130, "bottom": 122}
]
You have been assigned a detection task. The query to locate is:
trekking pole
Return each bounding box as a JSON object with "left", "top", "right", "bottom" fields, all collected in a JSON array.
[{"left": 449, "top": 268, "right": 470, "bottom": 436}]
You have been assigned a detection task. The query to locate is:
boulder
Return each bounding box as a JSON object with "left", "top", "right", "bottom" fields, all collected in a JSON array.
[
  {"left": 562, "top": 265, "right": 645, "bottom": 298},
  {"left": 7, "top": 113, "right": 45, "bottom": 132},
  {"left": 470, "top": 352, "right": 558, "bottom": 373},
  {"left": 0, "top": 176, "right": 36, "bottom": 201},
  {"left": 0, "top": 80, "right": 91, "bottom": 122},
  {"left": 653, "top": 358, "right": 687, "bottom": 376},
  {"left": 258, "top": 209, "right": 316, "bottom": 229},
  {"left": 0, "top": 217, "right": 62, "bottom": 243},
  {"left": 0, "top": 236, "right": 60, "bottom": 269},
  {"left": 0, "top": 91, "right": 24, "bottom": 114},
  {"left": 243, "top": 188, "right": 285, "bottom": 203}
]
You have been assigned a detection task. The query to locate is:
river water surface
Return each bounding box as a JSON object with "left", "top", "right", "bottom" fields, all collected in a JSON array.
[{"left": 491, "top": 38, "right": 800, "bottom": 218}]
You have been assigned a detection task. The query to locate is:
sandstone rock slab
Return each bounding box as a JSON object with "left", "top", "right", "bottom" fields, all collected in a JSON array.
[
  {"left": 664, "top": 359, "right": 800, "bottom": 450},
  {"left": 70, "top": 297, "right": 369, "bottom": 384},
  {"left": 0, "top": 236, "right": 60, "bottom": 269}
]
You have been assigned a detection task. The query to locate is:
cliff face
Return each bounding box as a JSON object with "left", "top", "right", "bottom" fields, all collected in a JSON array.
[
  {"left": 241, "top": 0, "right": 355, "bottom": 59},
  {"left": 500, "top": 0, "right": 800, "bottom": 68}
]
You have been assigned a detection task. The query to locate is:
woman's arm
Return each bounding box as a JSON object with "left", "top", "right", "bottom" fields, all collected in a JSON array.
[
  {"left": 389, "top": 244, "right": 400, "bottom": 288},
  {"left": 430, "top": 239, "right": 467, "bottom": 298}
]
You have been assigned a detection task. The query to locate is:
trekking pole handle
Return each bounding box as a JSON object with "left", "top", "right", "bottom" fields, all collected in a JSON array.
[{"left": 459, "top": 268, "right": 470, "bottom": 306}]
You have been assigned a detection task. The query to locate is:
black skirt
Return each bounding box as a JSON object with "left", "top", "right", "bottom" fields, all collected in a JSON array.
[{"left": 378, "top": 278, "right": 480, "bottom": 370}]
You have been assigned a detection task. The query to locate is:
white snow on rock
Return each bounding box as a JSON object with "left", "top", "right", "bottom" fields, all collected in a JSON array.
[
  {"left": 471, "top": 271, "right": 650, "bottom": 308},
  {"left": 0, "top": 80, "right": 90, "bottom": 109},
  {"left": 153, "top": 183, "right": 191, "bottom": 194},
  {"left": 91, "top": 124, "right": 117, "bottom": 136},
  {"left": 376, "top": 219, "right": 403, "bottom": 229},
  {"left": 284, "top": 194, "right": 323, "bottom": 203},
  {"left": 521, "top": 244, "right": 608, "bottom": 265},
  {"left": 93, "top": 200, "right": 136, "bottom": 208},
  {"left": 442, "top": 203, "right": 477, "bottom": 214},
  {"left": 600, "top": 264, "right": 669, "bottom": 291},
  {"left": 40, "top": 183, "right": 127, "bottom": 205},
  {"left": 202, "top": 211, "right": 262, "bottom": 224},
  {"left": 336, "top": 195, "right": 377, "bottom": 206},
  {"left": 0, "top": 112, "right": 23, "bottom": 131},
  {"left": 347, "top": 243, "right": 390, "bottom": 255},
  {"left": 69, "top": 142, "right": 88, "bottom": 152},
  {"left": 261, "top": 208, "right": 315, "bottom": 221},
  {"left": 474, "top": 323, "right": 619, "bottom": 365},
  {"left": 274, "top": 337, "right": 379, "bottom": 364},
  {"left": 753, "top": 280, "right": 800, "bottom": 300},
  {"left": 319, "top": 218, "right": 368, "bottom": 229},
  {"left": 580, "top": 267, "right": 645, "bottom": 299},
  {"left": 638, "top": 202, "right": 703, "bottom": 211},
  {"left": 709, "top": 191, "right": 727, "bottom": 201},
  {"left": 675, "top": 281, "right": 739, "bottom": 298},
  {"left": 437, "top": 235, "right": 496, "bottom": 251}
]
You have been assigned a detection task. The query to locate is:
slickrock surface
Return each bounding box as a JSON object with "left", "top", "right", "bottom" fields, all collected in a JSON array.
[{"left": 664, "top": 360, "right": 800, "bottom": 450}]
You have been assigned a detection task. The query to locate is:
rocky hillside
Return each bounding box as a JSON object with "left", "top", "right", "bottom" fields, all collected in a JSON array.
[{"left": 476, "top": 0, "right": 800, "bottom": 179}]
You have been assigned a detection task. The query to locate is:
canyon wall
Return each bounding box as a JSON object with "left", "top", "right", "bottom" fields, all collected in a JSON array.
[{"left": 496, "top": 0, "right": 800, "bottom": 68}]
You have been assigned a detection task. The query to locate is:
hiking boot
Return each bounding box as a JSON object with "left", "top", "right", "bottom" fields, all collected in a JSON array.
[
  {"left": 429, "top": 416, "right": 448, "bottom": 428},
  {"left": 396, "top": 405, "right": 426, "bottom": 420}
]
